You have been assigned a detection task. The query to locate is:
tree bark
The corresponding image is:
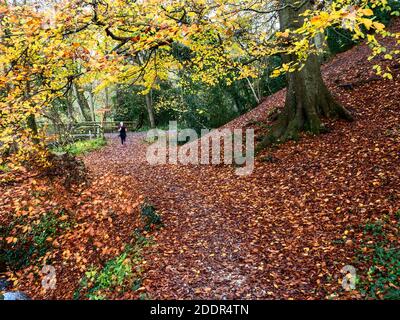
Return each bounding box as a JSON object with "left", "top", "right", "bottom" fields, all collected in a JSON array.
[
  {"left": 26, "top": 113, "right": 39, "bottom": 144},
  {"left": 261, "top": 0, "right": 352, "bottom": 147},
  {"left": 66, "top": 88, "right": 77, "bottom": 123},
  {"left": 88, "top": 84, "right": 96, "bottom": 122},
  {"left": 73, "top": 83, "right": 92, "bottom": 122},
  {"left": 145, "top": 90, "right": 156, "bottom": 128}
]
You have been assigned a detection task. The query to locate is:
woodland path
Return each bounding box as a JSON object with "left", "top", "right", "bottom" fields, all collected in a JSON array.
[
  {"left": 85, "top": 80, "right": 400, "bottom": 299},
  {"left": 85, "top": 132, "right": 277, "bottom": 299},
  {"left": 82, "top": 25, "right": 400, "bottom": 298}
]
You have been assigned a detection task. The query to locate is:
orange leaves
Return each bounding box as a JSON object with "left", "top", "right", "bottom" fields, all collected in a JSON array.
[
  {"left": 0, "top": 6, "right": 8, "bottom": 14},
  {"left": 6, "top": 236, "right": 18, "bottom": 244},
  {"left": 310, "top": 16, "right": 321, "bottom": 24},
  {"left": 131, "top": 35, "right": 140, "bottom": 42},
  {"left": 93, "top": 241, "right": 103, "bottom": 248},
  {"left": 372, "top": 21, "right": 385, "bottom": 31}
]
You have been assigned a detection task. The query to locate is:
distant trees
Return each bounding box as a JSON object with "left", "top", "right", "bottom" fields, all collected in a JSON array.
[{"left": 1, "top": 0, "right": 398, "bottom": 168}]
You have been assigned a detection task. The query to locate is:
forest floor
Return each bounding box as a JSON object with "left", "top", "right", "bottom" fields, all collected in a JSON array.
[{"left": 1, "top": 21, "right": 400, "bottom": 300}]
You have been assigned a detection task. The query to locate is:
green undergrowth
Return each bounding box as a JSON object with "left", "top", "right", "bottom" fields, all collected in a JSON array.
[
  {"left": 73, "top": 234, "right": 153, "bottom": 300},
  {"left": 354, "top": 211, "right": 400, "bottom": 299},
  {"left": 52, "top": 138, "right": 106, "bottom": 156},
  {"left": 0, "top": 210, "right": 74, "bottom": 271}
]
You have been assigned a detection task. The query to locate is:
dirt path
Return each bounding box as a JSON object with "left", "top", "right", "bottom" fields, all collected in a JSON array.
[
  {"left": 84, "top": 76, "right": 399, "bottom": 300},
  {"left": 86, "top": 133, "right": 274, "bottom": 299},
  {"left": 81, "top": 22, "right": 400, "bottom": 299},
  {"left": 86, "top": 90, "right": 400, "bottom": 299}
]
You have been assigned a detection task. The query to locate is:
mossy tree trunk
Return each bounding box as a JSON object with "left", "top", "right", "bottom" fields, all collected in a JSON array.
[{"left": 261, "top": 0, "right": 352, "bottom": 147}]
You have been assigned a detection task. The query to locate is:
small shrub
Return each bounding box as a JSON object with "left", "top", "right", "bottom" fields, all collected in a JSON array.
[
  {"left": 360, "top": 245, "right": 400, "bottom": 299},
  {"left": 0, "top": 164, "right": 10, "bottom": 173},
  {"left": 356, "top": 216, "right": 400, "bottom": 300},
  {"left": 140, "top": 202, "right": 162, "bottom": 231},
  {"left": 364, "top": 221, "right": 384, "bottom": 237},
  {"left": 74, "top": 243, "right": 149, "bottom": 300}
]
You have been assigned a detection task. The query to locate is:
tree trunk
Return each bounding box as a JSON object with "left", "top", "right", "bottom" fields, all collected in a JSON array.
[
  {"left": 88, "top": 84, "right": 96, "bottom": 122},
  {"left": 25, "top": 81, "right": 39, "bottom": 144},
  {"left": 73, "top": 83, "right": 92, "bottom": 122},
  {"left": 314, "top": 31, "right": 331, "bottom": 63},
  {"left": 246, "top": 77, "right": 260, "bottom": 104},
  {"left": 66, "top": 88, "right": 77, "bottom": 123},
  {"left": 262, "top": 0, "right": 352, "bottom": 146},
  {"left": 27, "top": 113, "right": 39, "bottom": 144},
  {"left": 145, "top": 90, "right": 156, "bottom": 128}
]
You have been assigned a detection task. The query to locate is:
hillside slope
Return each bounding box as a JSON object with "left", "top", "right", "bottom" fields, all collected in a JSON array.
[{"left": 135, "top": 20, "right": 400, "bottom": 299}]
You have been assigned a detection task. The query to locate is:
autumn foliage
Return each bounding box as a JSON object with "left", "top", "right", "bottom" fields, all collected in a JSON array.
[
  {"left": 1, "top": 0, "right": 399, "bottom": 169},
  {"left": 0, "top": 0, "right": 400, "bottom": 301}
]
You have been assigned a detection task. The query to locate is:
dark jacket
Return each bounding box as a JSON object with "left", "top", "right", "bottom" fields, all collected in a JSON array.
[{"left": 119, "top": 126, "right": 127, "bottom": 137}]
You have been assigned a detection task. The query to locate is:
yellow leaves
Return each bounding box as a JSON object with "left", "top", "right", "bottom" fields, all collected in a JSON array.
[
  {"left": 62, "top": 249, "right": 72, "bottom": 260},
  {"left": 361, "top": 8, "right": 374, "bottom": 16},
  {"left": 21, "top": 225, "right": 31, "bottom": 233},
  {"left": 383, "top": 73, "right": 393, "bottom": 80},
  {"left": 373, "top": 21, "right": 385, "bottom": 31},
  {"left": 282, "top": 63, "right": 290, "bottom": 72},
  {"left": 362, "top": 18, "right": 373, "bottom": 30},
  {"left": 271, "top": 69, "right": 281, "bottom": 78},
  {"left": 187, "top": 12, "right": 197, "bottom": 19},
  {"left": 310, "top": 11, "right": 331, "bottom": 29},
  {"left": 0, "top": 0, "right": 397, "bottom": 174},
  {"left": 276, "top": 30, "right": 289, "bottom": 38},
  {"left": 367, "top": 33, "right": 377, "bottom": 44}
]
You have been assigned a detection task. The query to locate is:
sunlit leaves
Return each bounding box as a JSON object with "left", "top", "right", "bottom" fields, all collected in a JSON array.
[{"left": 1, "top": 0, "right": 399, "bottom": 170}]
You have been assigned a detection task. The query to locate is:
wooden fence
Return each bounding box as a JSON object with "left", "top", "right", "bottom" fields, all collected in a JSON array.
[{"left": 38, "top": 121, "right": 138, "bottom": 144}]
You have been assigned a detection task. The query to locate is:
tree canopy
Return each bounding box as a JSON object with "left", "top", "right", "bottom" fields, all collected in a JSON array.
[{"left": 1, "top": 0, "right": 399, "bottom": 169}]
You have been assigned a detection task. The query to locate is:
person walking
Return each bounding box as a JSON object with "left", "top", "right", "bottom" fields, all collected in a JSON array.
[{"left": 118, "top": 121, "right": 127, "bottom": 145}]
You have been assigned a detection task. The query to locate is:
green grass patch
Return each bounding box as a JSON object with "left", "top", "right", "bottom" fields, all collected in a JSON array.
[
  {"left": 53, "top": 138, "right": 106, "bottom": 156},
  {"left": 73, "top": 235, "right": 153, "bottom": 300}
]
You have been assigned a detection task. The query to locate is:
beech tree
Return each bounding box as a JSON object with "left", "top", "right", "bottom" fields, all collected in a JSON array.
[
  {"left": 1, "top": 0, "right": 399, "bottom": 169},
  {"left": 269, "top": 0, "right": 354, "bottom": 142}
]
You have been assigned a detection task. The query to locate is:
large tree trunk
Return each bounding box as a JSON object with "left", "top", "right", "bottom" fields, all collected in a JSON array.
[
  {"left": 73, "top": 83, "right": 92, "bottom": 122},
  {"left": 145, "top": 90, "right": 156, "bottom": 128},
  {"left": 262, "top": 0, "right": 352, "bottom": 146}
]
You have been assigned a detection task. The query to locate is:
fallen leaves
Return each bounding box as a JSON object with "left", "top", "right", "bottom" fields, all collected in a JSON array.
[{"left": 1, "top": 20, "right": 400, "bottom": 301}]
